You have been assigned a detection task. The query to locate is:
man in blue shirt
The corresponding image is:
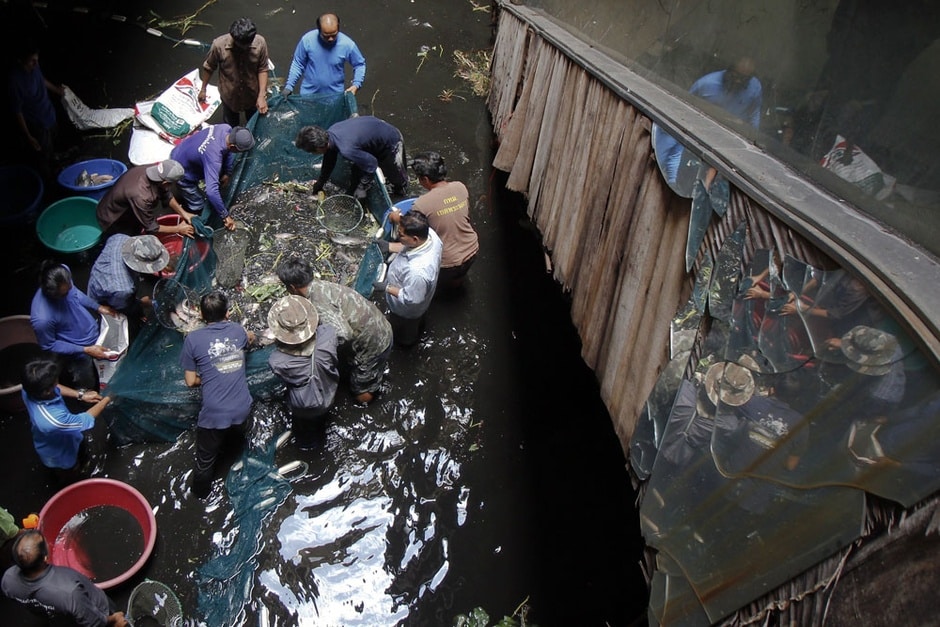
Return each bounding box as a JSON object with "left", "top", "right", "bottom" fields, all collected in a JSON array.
[
  {"left": 295, "top": 116, "right": 408, "bottom": 200},
  {"left": 373, "top": 212, "right": 442, "bottom": 347},
  {"left": 657, "top": 57, "right": 762, "bottom": 184},
  {"left": 31, "top": 261, "right": 118, "bottom": 392},
  {"left": 21, "top": 356, "right": 112, "bottom": 485},
  {"left": 282, "top": 13, "right": 366, "bottom": 97},
  {"left": 180, "top": 291, "right": 255, "bottom": 498},
  {"left": 169, "top": 124, "right": 255, "bottom": 231}
]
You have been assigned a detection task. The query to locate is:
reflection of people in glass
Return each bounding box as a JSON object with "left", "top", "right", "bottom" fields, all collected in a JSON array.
[
  {"left": 714, "top": 373, "right": 807, "bottom": 477},
  {"left": 781, "top": 269, "right": 881, "bottom": 362},
  {"left": 829, "top": 325, "right": 906, "bottom": 419},
  {"left": 657, "top": 58, "right": 763, "bottom": 184}
]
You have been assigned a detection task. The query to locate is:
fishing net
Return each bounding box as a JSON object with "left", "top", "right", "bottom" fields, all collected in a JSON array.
[
  {"left": 195, "top": 435, "right": 292, "bottom": 626},
  {"left": 104, "top": 92, "right": 392, "bottom": 444},
  {"left": 212, "top": 223, "right": 253, "bottom": 288},
  {"left": 316, "top": 193, "right": 364, "bottom": 233},
  {"left": 151, "top": 278, "right": 203, "bottom": 333},
  {"left": 126, "top": 579, "right": 184, "bottom": 627}
]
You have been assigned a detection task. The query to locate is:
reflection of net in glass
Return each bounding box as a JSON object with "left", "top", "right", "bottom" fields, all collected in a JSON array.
[
  {"left": 213, "top": 226, "right": 253, "bottom": 288},
  {"left": 152, "top": 279, "right": 204, "bottom": 333},
  {"left": 127, "top": 579, "right": 183, "bottom": 627},
  {"left": 316, "top": 194, "right": 364, "bottom": 233}
]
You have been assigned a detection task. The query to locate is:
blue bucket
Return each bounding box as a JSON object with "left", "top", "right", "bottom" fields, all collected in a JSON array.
[
  {"left": 379, "top": 196, "right": 418, "bottom": 239},
  {"left": 0, "top": 165, "right": 44, "bottom": 225},
  {"left": 58, "top": 158, "right": 127, "bottom": 200},
  {"left": 36, "top": 196, "right": 102, "bottom": 254}
]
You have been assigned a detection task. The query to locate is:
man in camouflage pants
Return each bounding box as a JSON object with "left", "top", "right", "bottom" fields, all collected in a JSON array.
[{"left": 277, "top": 256, "right": 392, "bottom": 404}]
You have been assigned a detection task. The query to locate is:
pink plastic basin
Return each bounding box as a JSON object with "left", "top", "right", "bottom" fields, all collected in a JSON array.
[{"left": 39, "top": 478, "right": 157, "bottom": 589}]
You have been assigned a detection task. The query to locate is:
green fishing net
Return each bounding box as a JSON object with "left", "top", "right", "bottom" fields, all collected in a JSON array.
[{"left": 104, "top": 93, "right": 389, "bottom": 444}]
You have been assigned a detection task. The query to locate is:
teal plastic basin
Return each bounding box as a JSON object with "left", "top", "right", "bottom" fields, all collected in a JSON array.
[{"left": 36, "top": 196, "right": 102, "bottom": 254}]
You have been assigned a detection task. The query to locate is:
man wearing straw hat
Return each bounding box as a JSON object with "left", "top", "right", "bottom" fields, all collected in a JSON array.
[
  {"left": 87, "top": 234, "right": 169, "bottom": 329},
  {"left": 276, "top": 256, "right": 392, "bottom": 405},
  {"left": 267, "top": 295, "right": 339, "bottom": 449}
]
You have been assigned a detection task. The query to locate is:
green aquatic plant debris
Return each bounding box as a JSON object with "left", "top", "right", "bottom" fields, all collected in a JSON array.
[{"left": 245, "top": 283, "right": 286, "bottom": 303}]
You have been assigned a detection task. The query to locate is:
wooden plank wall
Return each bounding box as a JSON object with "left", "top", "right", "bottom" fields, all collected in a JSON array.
[
  {"left": 488, "top": 9, "right": 837, "bottom": 456},
  {"left": 489, "top": 10, "right": 691, "bottom": 453}
]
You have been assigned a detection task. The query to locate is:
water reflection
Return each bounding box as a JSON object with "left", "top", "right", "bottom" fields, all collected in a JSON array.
[{"left": 243, "top": 329, "right": 483, "bottom": 625}]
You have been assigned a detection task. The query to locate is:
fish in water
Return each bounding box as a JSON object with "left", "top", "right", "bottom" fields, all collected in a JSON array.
[
  {"left": 74, "top": 170, "right": 114, "bottom": 187},
  {"left": 329, "top": 233, "right": 368, "bottom": 246}
]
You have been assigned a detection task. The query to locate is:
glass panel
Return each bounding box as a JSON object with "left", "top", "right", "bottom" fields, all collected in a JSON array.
[
  {"left": 707, "top": 222, "right": 746, "bottom": 323},
  {"left": 632, "top": 254, "right": 714, "bottom": 479},
  {"left": 524, "top": 1, "right": 940, "bottom": 257}
]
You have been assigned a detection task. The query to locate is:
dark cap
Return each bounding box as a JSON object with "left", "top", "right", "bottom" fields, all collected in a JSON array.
[
  {"left": 227, "top": 126, "right": 255, "bottom": 152},
  {"left": 146, "top": 159, "right": 184, "bottom": 183}
]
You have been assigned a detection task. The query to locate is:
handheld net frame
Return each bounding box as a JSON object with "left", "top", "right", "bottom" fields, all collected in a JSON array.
[
  {"left": 315, "top": 193, "right": 364, "bottom": 234},
  {"left": 151, "top": 278, "right": 204, "bottom": 334},
  {"left": 126, "top": 579, "right": 184, "bottom": 627}
]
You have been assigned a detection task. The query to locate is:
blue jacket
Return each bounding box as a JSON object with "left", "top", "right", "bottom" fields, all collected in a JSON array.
[
  {"left": 31, "top": 284, "right": 99, "bottom": 357},
  {"left": 170, "top": 124, "right": 236, "bottom": 219},
  {"left": 286, "top": 30, "right": 366, "bottom": 95},
  {"left": 22, "top": 388, "right": 95, "bottom": 469}
]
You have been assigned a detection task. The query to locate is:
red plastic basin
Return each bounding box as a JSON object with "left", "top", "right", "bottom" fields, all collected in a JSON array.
[
  {"left": 154, "top": 214, "right": 211, "bottom": 278},
  {"left": 39, "top": 478, "right": 157, "bottom": 589}
]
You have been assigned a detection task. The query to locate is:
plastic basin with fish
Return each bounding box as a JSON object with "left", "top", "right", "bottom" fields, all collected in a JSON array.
[
  {"left": 0, "top": 315, "right": 43, "bottom": 413},
  {"left": 154, "top": 214, "right": 211, "bottom": 278},
  {"left": 379, "top": 196, "right": 417, "bottom": 238},
  {"left": 36, "top": 196, "right": 102, "bottom": 254},
  {"left": 0, "top": 165, "right": 44, "bottom": 226},
  {"left": 39, "top": 478, "right": 157, "bottom": 589},
  {"left": 57, "top": 158, "right": 127, "bottom": 200}
]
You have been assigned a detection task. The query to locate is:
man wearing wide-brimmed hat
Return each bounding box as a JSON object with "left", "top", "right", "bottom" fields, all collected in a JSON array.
[
  {"left": 836, "top": 325, "right": 906, "bottom": 416},
  {"left": 87, "top": 234, "right": 169, "bottom": 317},
  {"left": 267, "top": 295, "right": 339, "bottom": 449},
  {"left": 276, "top": 256, "right": 392, "bottom": 405}
]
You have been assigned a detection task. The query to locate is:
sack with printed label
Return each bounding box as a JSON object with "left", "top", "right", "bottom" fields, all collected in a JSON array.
[{"left": 141, "top": 69, "right": 220, "bottom": 139}]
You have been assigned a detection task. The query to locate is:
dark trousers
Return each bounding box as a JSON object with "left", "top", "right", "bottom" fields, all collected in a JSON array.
[
  {"left": 389, "top": 312, "right": 425, "bottom": 348},
  {"left": 58, "top": 354, "right": 100, "bottom": 403},
  {"left": 221, "top": 102, "right": 257, "bottom": 128},
  {"left": 193, "top": 421, "right": 248, "bottom": 498}
]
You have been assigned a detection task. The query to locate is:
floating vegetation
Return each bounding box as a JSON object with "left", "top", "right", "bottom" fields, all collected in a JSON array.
[
  {"left": 416, "top": 44, "right": 444, "bottom": 74},
  {"left": 217, "top": 180, "right": 378, "bottom": 335},
  {"left": 438, "top": 88, "right": 465, "bottom": 103},
  {"left": 454, "top": 49, "right": 492, "bottom": 98},
  {"left": 147, "top": 0, "right": 217, "bottom": 36},
  {"left": 454, "top": 597, "right": 537, "bottom": 627},
  {"left": 468, "top": 0, "right": 492, "bottom": 12}
]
